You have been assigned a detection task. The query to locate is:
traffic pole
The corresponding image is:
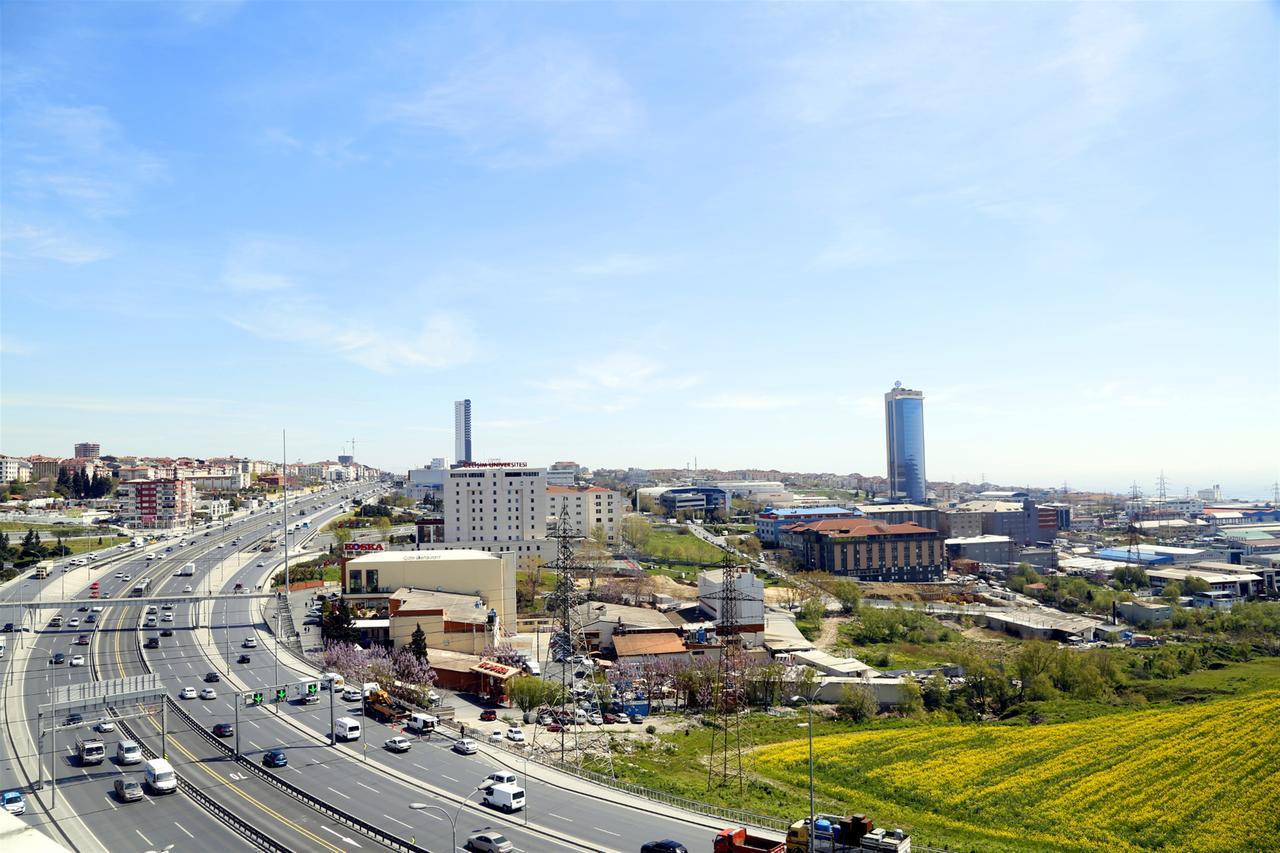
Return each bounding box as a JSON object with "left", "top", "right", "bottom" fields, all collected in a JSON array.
[{"left": 235, "top": 698, "right": 241, "bottom": 760}]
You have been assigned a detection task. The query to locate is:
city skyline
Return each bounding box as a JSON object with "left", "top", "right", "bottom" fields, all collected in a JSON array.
[{"left": 1, "top": 2, "right": 1276, "bottom": 497}]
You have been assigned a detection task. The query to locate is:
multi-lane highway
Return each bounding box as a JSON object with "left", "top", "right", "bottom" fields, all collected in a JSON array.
[{"left": 3, "top": 487, "right": 729, "bottom": 853}]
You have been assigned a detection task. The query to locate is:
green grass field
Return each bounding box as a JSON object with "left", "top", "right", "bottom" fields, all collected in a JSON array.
[
  {"left": 610, "top": 658, "right": 1280, "bottom": 852},
  {"left": 639, "top": 526, "right": 732, "bottom": 564},
  {"left": 0, "top": 522, "right": 118, "bottom": 535},
  {"left": 64, "top": 536, "right": 130, "bottom": 555}
]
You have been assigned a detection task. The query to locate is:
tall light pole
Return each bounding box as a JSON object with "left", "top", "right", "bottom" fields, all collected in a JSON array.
[{"left": 410, "top": 786, "right": 483, "bottom": 852}]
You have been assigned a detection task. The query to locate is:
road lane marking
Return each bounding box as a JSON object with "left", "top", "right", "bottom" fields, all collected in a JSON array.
[
  {"left": 382, "top": 814, "right": 412, "bottom": 828},
  {"left": 594, "top": 827, "right": 621, "bottom": 836},
  {"left": 174, "top": 822, "right": 194, "bottom": 838},
  {"left": 413, "top": 763, "right": 430, "bottom": 771},
  {"left": 548, "top": 812, "right": 574, "bottom": 822},
  {"left": 326, "top": 785, "right": 351, "bottom": 799},
  {"left": 440, "top": 773, "right": 459, "bottom": 783},
  {"left": 136, "top": 830, "right": 152, "bottom": 845},
  {"left": 356, "top": 781, "right": 379, "bottom": 793},
  {"left": 104, "top": 795, "right": 117, "bottom": 811}
]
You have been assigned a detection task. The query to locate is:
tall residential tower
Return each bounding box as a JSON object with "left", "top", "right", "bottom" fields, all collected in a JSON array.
[
  {"left": 885, "top": 381, "right": 927, "bottom": 503},
  {"left": 453, "top": 399, "right": 472, "bottom": 464}
]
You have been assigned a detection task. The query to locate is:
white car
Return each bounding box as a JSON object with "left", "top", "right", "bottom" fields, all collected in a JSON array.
[
  {"left": 505, "top": 727, "right": 525, "bottom": 743},
  {"left": 342, "top": 687, "right": 362, "bottom": 701},
  {"left": 162, "top": 613, "right": 174, "bottom": 622},
  {"left": 179, "top": 687, "right": 197, "bottom": 700},
  {"left": 91, "top": 606, "right": 103, "bottom": 613},
  {"left": 69, "top": 655, "right": 86, "bottom": 667},
  {"left": 256, "top": 562, "right": 265, "bottom": 568},
  {"left": 243, "top": 638, "right": 258, "bottom": 649},
  {"left": 453, "top": 738, "right": 479, "bottom": 755},
  {"left": 384, "top": 736, "right": 412, "bottom": 753},
  {"left": 68, "top": 618, "right": 80, "bottom": 628},
  {"left": 588, "top": 712, "right": 604, "bottom": 725},
  {"left": 183, "top": 585, "right": 193, "bottom": 593},
  {"left": 199, "top": 687, "right": 217, "bottom": 700},
  {"left": 489, "top": 730, "right": 504, "bottom": 743},
  {"left": 123, "top": 574, "right": 131, "bottom": 581},
  {"left": 115, "top": 572, "right": 125, "bottom": 579},
  {"left": 95, "top": 719, "right": 116, "bottom": 733}
]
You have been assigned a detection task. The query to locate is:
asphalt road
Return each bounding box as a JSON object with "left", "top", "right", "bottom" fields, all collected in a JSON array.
[{"left": 5, "top": 486, "right": 729, "bottom": 853}]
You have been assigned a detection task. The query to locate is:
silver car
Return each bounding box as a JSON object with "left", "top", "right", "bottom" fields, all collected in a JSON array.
[{"left": 465, "top": 830, "right": 513, "bottom": 852}]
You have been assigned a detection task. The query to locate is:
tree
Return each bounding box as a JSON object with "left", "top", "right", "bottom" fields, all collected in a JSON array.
[
  {"left": 409, "top": 623, "right": 429, "bottom": 662},
  {"left": 481, "top": 642, "right": 524, "bottom": 668},
  {"left": 1181, "top": 575, "right": 1211, "bottom": 595},
  {"left": 321, "top": 600, "right": 358, "bottom": 644},
  {"left": 1161, "top": 581, "right": 1184, "bottom": 601},
  {"left": 376, "top": 516, "right": 392, "bottom": 541},
  {"left": 921, "top": 672, "right": 948, "bottom": 711},
  {"left": 1112, "top": 564, "right": 1148, "bottom": 590},
  {"left": 1015, "top": 641, "right": 1059, "bottom": 699},
  {"left": 836, "top": 683, "right": 877, "bottom": 722},
  {"left": 507, "top": 675, "right": 552, "bottom": 714},
  {"left": 390, "top": 646, "right": 436, "bottom": 702},
  {"left": 896, "top": 679, "right": 924, "bottom": 716},
  {"left": 831, "top": 580, "right": 862, "bottom": 614},
  {"left": 21, "top": 528, "right": 41, "bottom": 553},
  {"left": 333, "top": 526, "right": 352, "bottom": 545}
]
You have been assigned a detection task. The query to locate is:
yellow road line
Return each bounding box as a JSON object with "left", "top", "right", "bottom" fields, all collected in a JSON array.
[{"left": 107, "top": 556, "right": 344, "bottom": 853}]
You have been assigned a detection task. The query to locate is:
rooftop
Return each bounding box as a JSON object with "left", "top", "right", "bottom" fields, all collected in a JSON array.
[
  {"left": 945, "top": 534, "right": 1014, "bottom": 545},
  {"left": 389, "top": 588, "right": 491, "bottom": 622},
  {"left": 786, "top": 518, "right": 936, "bottom": 537},
  {"left": 761, "top": 506, "right": 860, "bottom": 518},
  {"left": 546, "top": 485, "right": 612, "bottom": 494},
  {"left": 346, "top": 548, "right": 500, "bottom": 566},
  {"left": 613, "top": 632, "right": 688, "bottom": 657},
  {"left": 579, "top": 602, "right": 679, "bottom": 630},
  {"left": 856, "top": 503, "right": 933, "bottom": 513}
]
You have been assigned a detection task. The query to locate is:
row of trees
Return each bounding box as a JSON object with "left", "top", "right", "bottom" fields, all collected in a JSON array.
[
  {"left": 0, "top": 528, "right": 73, "bottom": 570},
  {"left": 55, "top": 469, "right": 115, "bottom": 499},
  {"left": 321, "top": 638, "right": 436, "bottom": 705}
]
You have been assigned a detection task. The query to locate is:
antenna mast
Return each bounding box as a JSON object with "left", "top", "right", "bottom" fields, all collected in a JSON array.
[{"left": 704, "top": 554, "right": 752, "bottom": 792}]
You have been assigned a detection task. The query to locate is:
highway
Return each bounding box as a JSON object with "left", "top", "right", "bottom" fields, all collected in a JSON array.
[{"left": 3, "top": 487, "right": 730, "bottom": 853}]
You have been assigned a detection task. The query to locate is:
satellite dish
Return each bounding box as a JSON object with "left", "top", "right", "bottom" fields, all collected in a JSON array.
[{"left": 893, "top": 380, "right": 903, "bottom": 389}]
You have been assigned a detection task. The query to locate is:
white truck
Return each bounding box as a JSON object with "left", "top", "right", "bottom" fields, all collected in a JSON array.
[
  {"left": 297, "top": 679, "right": 320, "bottom": 705},
  {"left": 76, "top": 737, "right": 106, "bottom": 766},
  {"left": 178, "top": 562, "right": 195, "bottom": 577}
]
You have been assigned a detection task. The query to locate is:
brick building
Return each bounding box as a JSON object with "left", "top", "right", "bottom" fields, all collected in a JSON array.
[{"left": 782, "top": 518, "right": 944, "bottom": 582}]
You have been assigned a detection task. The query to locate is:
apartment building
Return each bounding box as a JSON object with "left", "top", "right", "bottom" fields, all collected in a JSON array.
[
  {"left": 27, "top": 455, "right": 60, "bottom": 482},
  {"left": 445, "top": 462, "right": 548, "bottom": 543},
  {"left": 183, "top": 472, "right": 251, "bottom": 492},
  {"left": 74, "top": 442, "right": 101, "bottom": 459},
  {"left": 0, "top": 456, "right": 32, "bottom": 482},
  {"left": 783, "top": 517, "right": 944, "bottom": 582},
  {"left": 118, "top": 478, "right": 194, "bottom": 529},
  {"left": 547, "top": 484, "right": 620, "bottom": 542}
]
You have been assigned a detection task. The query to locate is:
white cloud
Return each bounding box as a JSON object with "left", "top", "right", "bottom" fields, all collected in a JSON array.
[
  {"left": 535, "top": 351, "right": 701, "bottom": 412},
  {"left": 386, "top": 38, "right": 641, "bottom": 165}
]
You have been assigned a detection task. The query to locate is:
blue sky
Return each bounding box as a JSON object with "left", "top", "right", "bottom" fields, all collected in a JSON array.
[{"left": 1, "top": 1, "right": 1277, "bottom": 498}]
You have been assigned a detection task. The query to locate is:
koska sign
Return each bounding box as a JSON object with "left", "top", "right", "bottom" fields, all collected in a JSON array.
[{"left": 342, "top": 543, "right": 385, "bottom": 553}]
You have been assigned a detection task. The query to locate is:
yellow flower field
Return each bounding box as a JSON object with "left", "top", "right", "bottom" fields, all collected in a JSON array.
[{"left": 753, "top": 690, "right": 1280, "bottom": 852}]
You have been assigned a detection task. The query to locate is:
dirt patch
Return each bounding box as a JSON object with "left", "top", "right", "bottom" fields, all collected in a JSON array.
[{"left": 963, "top": 625, "right": 1013, "bottom": 642}]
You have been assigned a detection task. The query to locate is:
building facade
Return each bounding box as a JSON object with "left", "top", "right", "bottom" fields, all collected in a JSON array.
[
  {"left": 117, "top": 478, "right": 194, "bottom": 529},
  {"left": 885, "top": 382, "right": 927, "bottom": 503},
  {"left": 444, "top": 462, "right": 547, "bottom": 543},
  {"left": 658, "top": 486, "right": 730, "bottom": 519},
  {"left": 755, "top": 506, "right": 862, "bottom": 546},
  {"left": 27, "top": 456, "right": 60, "bottom": 482},
  {"left": 454, "top": 399, "right": 472, "bottom": 464},
  {"left": 942, "top": 499, "right": 1057, "bottom": 546},
  {"left": 0, "top": 456, "right": 32, "bottom": 482},
  {"left": 855, "top": 503, "right": 939, "bottom": 529},
  {"left": 784, "top": 518, "right": 944, "bottom": 582},
  {"left": 74, "top": 442, "right": 101, "bottom": 459},
  {"left": 546, "top": 462, "right": 582, "bottom": 487},
  {"left": 546, "top": 484, "right": 620, "bottom": 542}
]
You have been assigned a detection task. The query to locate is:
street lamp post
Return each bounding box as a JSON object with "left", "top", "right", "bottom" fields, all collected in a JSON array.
[{"left": 410, "top": 786, "right": 483, "bottom": 852}]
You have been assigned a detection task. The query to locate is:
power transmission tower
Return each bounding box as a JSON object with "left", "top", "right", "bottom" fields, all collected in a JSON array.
[
  {"left": 542, "top": 508, "right": 613, "bottom": 776},
  {"left": 704, "top": 555, "right": 752, "bottom": 793}
]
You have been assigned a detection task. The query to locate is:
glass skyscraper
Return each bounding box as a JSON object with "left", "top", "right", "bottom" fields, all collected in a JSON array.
[
  {"left": 885, "top": 382, "right": 927, "bottom": 503},
  {"left": 454, "top": 399, "right": 472, "bottom": 463}
]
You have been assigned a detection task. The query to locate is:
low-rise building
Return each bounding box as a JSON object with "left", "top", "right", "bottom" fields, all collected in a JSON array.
[
  {"left": 612, "top": 631, "right": 691, "bottom": 667},
  {"left": 195, "top": 498, "right": 231, "bottom": 520},
  {"left": 1116, "top": 599, "right": 1173, "bottom": 627},
  {"left": 659, "top": 486, "right": 730, "bottom": 519},
  {"left": 941, "top": 499, "right": 1057, "bottom": 546},
  {"left": 0, "top": 456, "right": 32, "bottom": 483},
  {"left": 27, "top": 455, "right": 60, "bottom": 482},
  {"left": 756, "top": 506, "right": 861, "bottom": 546},
  {"left": 1191, "top": 590, "right": 1237, "bottom": 610},
  {"left": 1145, "top": 566, "right": 1262, "bottom": 599},
  {"left": 387, "top": 587, "right": 500, "bottom": 654},
  {"left": 341, "top": 549, "right": 516, "bottom": 633},
  {"left": 783, "top": 518, "right": 944, "bottom": 582},
  {"left": 183, "top": 472, "right": 250, "bottom": 492},
  {"left": 854, "top": 503, "right": 939, "bottom": 529},
  {"left": 546, "top": 461, "right": 583, "bottom": 487},
  {"left": 697, "top": 568, "right": 766, "bottom": 638},
  {"left": 944, "top": 534, "right": 1016, "bottom": 565}
]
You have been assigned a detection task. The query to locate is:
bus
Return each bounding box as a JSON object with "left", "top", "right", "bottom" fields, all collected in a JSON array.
[{"left": 131, "top": 578, "right": 150, "bottom": 598}]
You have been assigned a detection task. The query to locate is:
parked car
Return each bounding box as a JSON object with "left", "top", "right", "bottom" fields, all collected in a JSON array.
[
  {"left": 384, "top": 736, "right": 412, "bottom": 753},
  {"left": 465, "top": 830, "right": 514, "bottom": 853},
  {"left": 113, "top": 778, "right": 144, "bottom": 803},
  {"left": 479, "top": 708, "right": 498, "bottom": 722},
  {"left": 602, "top": 712, "right": 622, "bottom": 724},
  {"left": 213, "top": 723, "right": 235, "bottom": 738},
  {"left": 545, "top": 723, "right": 563, "bottom": 733},
  {"left": 630, "top": 714, "right": 647, "bottom": 724},
  {"left": 488, "top": 730, "right": 504, "bottom": 743},
  {"left": 452, "top": 738, "right": 479, "bottom": 755},
  {"left": 588, "top": 712, "right": 604, "bottom": 726},
  {"left": 262, "top": 749, "right": 287, "bottom": 768},
  {"left": 505, "top": 727, "right": 525, "bottom": 743}
]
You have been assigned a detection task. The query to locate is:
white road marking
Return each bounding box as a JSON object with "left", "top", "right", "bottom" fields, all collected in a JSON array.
[
  {"left": 248, "top": 741, "right": 262, "bottom": 750},
  {"left": 135, "top": 829, "right": 152, "bottom": 845},
  {"left": 594, "top": 827, "right": 621, "bottom": 836},
  {"left": 412, "top": 763, "right": 430, "bottom": 772},
  {"left": 382, "top": 814, "right": 412, "bottom": 828},
  {"left": 104, "top": 794, "right": 117, "bottom": 811},
  {"left": 174, "top": 822, "right": 194, "bottom": 838},
  {"left": 326, "top": 786, "right": 351, "bottom": 800},
  {"left": 416, "top": 809, "right": 443, "bottom": 821},
  {"left": 548, "top": 812, "right": 574, "bottom": 822},
  {"left": 440, "top": 774, "right": 459, "bottom": 783},
  {"left": 356, "top": 781, "right": 379, "bottom": 793}
]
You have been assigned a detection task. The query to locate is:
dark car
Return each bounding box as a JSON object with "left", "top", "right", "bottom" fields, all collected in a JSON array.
[
  {"left": 85, "top": 613, "right": 97, "bottom": 623},
  {"left": 630, "top": 714, "right": 647, "bottom": 724},
  {"left": 66, "top": 712, "right": 83, "bottom": 725},
  {"left": 77, "top": 606, "right": 89, "bottom": 612},
  {"left": 204, "top": 672, "right": 221, "bottom": 683},
  {"left": 144, "top": 637, "right": 160, "bottom": 649},
  {"left": 262, "top": 749, "right": 287, "bottom": 768},
  {"left": 2, "top": 623, "right": 12, "bottom": 633},
  {"left": 641, "top": 843, "right": 688, "bottom": 853},
  {"left": 479, "top": 709, "right": 498, "bottom": 722},
  {"left": 76, "top": 634, "right": 90, "bottom": 645},
  {"left": 52, "top": 652, "right": 66, "bottom": 665},
  {"left": 237, "top": 654, "right": 251, "bottom": 664},
  {"left": 160, "top": 628, "right": 174, "bottom": 637},
  {"left": 212, "top": 722, "right": 235, "bottom": 738}
]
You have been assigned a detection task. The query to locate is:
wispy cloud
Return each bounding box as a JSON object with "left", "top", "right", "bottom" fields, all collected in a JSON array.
[
  {"left": 693, "top": 393, "right": 798, "bottom": 411},
  {"left": 385, "top": 38, "right": 641, "bottom": 166},
  {"left": 222, "top": 238, "right": 303, "bottom": 291},
  {"left": 535, "top": 351, "right": 700, "bottom": 412},
  {"left": 1, "top": 394, "right": 226, "bottom": 416},
  {"left": 1, "top": 223, "right": 112, "bottom": 264}
]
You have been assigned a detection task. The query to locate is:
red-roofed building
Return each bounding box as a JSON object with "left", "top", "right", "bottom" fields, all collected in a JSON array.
[
  {"left": 26, "top": 455, "right": 60, "bottom": 481},
  {"left": 546, "top": 484, "right": 620, "bottom": 542},
  {"left": 781, "top": 518, "right": 944, "bottom": 582}
]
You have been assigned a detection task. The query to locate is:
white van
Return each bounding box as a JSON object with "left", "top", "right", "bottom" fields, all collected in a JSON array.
[
  {"left": 481, "top": 782, "right": 525, "bottom": 813},
  {"left": 406, "top": 712, "right": 438, "bottom": 734},
  {"left": 116, "top": 740, "right": 143, "bottom": 765},
  {"left": 321, "top": 672, "right": 345, "bottom": 691},
  {"left": 334, "top": 717, "right": 361, "bottom": 741},
  {"left": 523, "top": 659, "right": 541, "bottom": 676},
  {"left": 144, "top": 758, "right": 177, "bottom": 793}
]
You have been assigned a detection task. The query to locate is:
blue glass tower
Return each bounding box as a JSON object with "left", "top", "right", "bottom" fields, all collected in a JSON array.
[{"left": 885, "top": 382, "right": 927, "bottom": 503}]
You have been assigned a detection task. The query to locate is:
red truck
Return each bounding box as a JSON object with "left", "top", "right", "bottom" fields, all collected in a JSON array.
[{"left": 714, "top": 827, "right": 785, "bottom": 853}]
